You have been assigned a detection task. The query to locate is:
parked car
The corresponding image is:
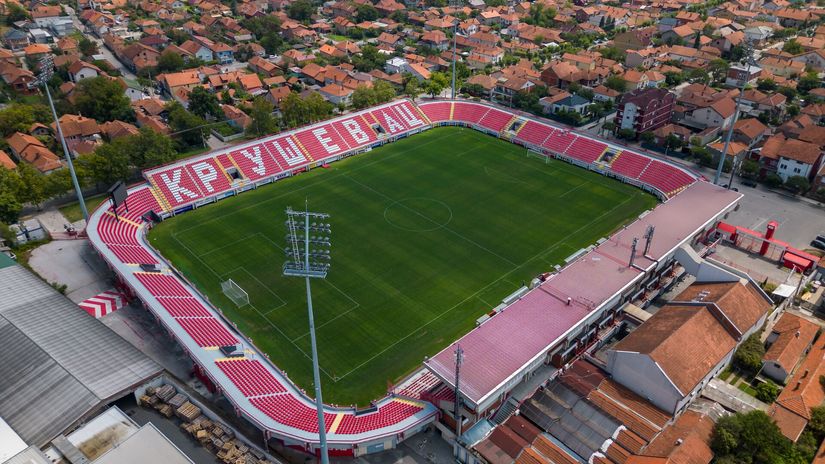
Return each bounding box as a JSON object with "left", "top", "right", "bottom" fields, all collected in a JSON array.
[
  {"left": 811, "top": 239, "right": 825, "bottom": 251},
  {"left": 742, "top": 179, "right": 758, "bottom": 187}
]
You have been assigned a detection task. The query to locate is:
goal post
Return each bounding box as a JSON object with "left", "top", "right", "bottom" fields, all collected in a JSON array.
[
  {"left": 527, "top": 147, "right": 550, "bottom": 164},
  {"left": 221, "top": 279, "right": 249, "bottom": 307}
]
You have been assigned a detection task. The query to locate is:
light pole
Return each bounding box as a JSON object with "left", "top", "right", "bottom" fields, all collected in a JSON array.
[
  {"left": 32, "top": 56, "right": 89, "bottom": 222},
  {"left": 450, "top": 0, "right": 463, "bottom": 100},
  {"left": 713, "top": 43, "right": 754, "bottom": 189},
  {"left": 284, "top": 204, "right": 332, "bottom": 464}
]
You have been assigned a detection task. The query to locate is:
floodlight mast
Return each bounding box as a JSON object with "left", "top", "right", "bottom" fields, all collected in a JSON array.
[{"left": 283, "top": 203, "right": 331, "bottom": 464}]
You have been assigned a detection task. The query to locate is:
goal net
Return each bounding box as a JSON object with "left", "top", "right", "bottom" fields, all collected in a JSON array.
[
  {"left": 527, "top": 148, "right": 550, "bottom": 164},
  {"left": 221, "top": 279, "right": 249, "bottom": 307}
]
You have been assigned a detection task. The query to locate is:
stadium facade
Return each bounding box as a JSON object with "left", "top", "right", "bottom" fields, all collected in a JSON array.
[{"left": 86, "top": 99, "right": 741, "bottom": 457}]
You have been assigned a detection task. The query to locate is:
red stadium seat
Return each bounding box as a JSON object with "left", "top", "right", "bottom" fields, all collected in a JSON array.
[
  {"left": 477, "top": 108, "right": 513, "bottom": 132},
  {"left": 515, "top": 121, "right": 554, "bottom": 147},
  {"left": 419, "top": 102, "right": 452, "bottom": 122},
  {"left": 565, "top": 137, "right": 607, "bottom": 164},
  {"left": 134, "top": 272, "right": 192, "bottom": 297},
  {"left": 216, "top": 359, "right": 287, "bottom": 397},
  {"left": 176, "top": 317, "right": 238, "bottom": 347},
  {"left": 610, "top": 151, "right": 651, "bottom": 179},
  {"left": 452, "top": 102, "right": 489, "bottom": 124},
  {"left": 148, "top": 166, "right": 204, "bottom": 208}
]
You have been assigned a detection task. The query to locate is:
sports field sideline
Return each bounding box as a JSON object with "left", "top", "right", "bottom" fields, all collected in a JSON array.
[{"left": 149, "top": 127, "right": 657, "bottom": 405}]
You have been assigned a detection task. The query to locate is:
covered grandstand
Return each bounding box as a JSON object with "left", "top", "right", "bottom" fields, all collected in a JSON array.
[{"left": 85, "top": 98, "right": 740, "bottom": 455}]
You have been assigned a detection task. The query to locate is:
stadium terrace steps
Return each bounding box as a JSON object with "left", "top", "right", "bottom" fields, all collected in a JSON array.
[
  {"left": 216, "top": 358, "right": 287, "bottom": 397},
  {"left": 418, "top": 101, "right": 452, "bottom": 122}
]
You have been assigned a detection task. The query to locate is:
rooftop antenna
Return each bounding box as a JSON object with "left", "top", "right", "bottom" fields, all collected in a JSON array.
[
  {"left": 629, "top": 238, "right": 638, "bottom": 268},
  {"left": 643, "top": 225, "right": 655, "bottom": 256}
]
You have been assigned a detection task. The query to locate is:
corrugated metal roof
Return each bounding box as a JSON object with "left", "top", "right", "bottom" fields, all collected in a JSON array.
[{"left": 0, "top": 265, "right": 161, "bottom": 446}]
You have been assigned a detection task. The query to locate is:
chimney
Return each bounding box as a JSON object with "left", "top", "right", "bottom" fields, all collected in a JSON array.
[
  {"left": 567, "top": 297, "right": 572, "bottom": 306},
  {"left": 629, "top": 238, "right": 638, "bottom": 268},
  {"left": 675, "top": 438, "right": 683, "bottom": 446}
]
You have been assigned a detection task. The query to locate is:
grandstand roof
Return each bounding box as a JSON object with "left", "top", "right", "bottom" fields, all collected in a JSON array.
[
  {"left": 425, "top": 181, "right": 741, "bottom": 408},
  {"left": 0, "top": 262, "right": 161, "bottom": 446}
]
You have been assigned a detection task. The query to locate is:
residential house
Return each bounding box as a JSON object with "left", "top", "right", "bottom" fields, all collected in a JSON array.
[
  {"left": 592, "top": 85, "right": 620, "bottom": 103},
  {"left": 100, "top": 120, "right": 140, "bottom": 140},
  {"left": 2, "top": 29, "right": 29, "bottom": 51},
  {"left": 622, "top": 69, "right": 666, "bottom": 90},
  {"left": 422, "top": 30, "right": 450, "bottom": 51},
  {"left": 0, "top": 63, "right": 35, "bottom": 93},
  {"left": 615, "top": 87, "right": 675, "bottom": 134},
  {"left": 67, "top": 61, "right": 101, "bottom": 82},
  {"left": 222, "top": 104, "right": 251, "bottom": 129},
  {"left": 248, "top": 56, "right": 280, "bottom": 77},
  {"left": 5, "top": 132, "right": 62, "bottom": 173},
  {"left": 318, "top": 83, "right": 353, "bottom": 106},
  {"left": 0, "top": 150, "right": 16, "bottom": 170},
  {"left": 549, "top": 94, "right": 590, "bottom": 116},
  {"left": 32, "top": 5, "right": 63, "bottom": 28},
  {"left": 740, "top": 89, "right": 786, "bottom": 117},
  {"left": 491, "top": 77, "right": 535, "bottom": 106},
  {"left": 159, "top": 70, "right": 201, "bottom": 97},
  {"left": 792, "top": 49, "right": 825, "bottom": 72},
  {"left": 53, "top": 114, "right": 102, "bottom": 147},
  {"left": 732, "top": 118, "right": 769, "bottom": 147},
  {"left": 677, "top": 85, "right": 738, "bottom": 130},
  {"left": 612, "top": 26, "right": 655, "bottom": 52},
  {"left": 762, "top": 312, "right": 819, "bottom": 384},
  {"left": 607, "top": 280, "right": 770, "bottom": 415},
  {"left": 758, "top": 134, "right": 823, "bottom": 182},
  {"left": 770, "top": 337, "right": 825, "bottom": 442},
  {"left": 759, "top": 56, "right": 805, "bottom": 78},
  {"left": 725, "top": 64, "right": 762, "bottom": 88},
  {"left": 179, "top": 40, "right": 214, "bottom": 62}
]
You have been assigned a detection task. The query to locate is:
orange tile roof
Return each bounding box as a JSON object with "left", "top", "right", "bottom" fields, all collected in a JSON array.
[
  {"left": 532, "top": 434, "right": 579, "bottom": 464},
  {"left": 771, "top": 337, "right": 825, "bottom": 441},
  {"left": 0, "top": 150, "right": 15, "bottom": 169},
  {"left": 628, "top": 411, "right": 713, "bottom": 464},
  {"left": 763, "top": 313, "right": 819, "bottom": 374},
  {"left": 672, "top": 280, "right": 770, "bottom": 338}
]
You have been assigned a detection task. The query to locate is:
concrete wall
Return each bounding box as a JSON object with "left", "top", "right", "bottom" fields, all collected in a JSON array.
[{"left": 606, "top": 351, "right": 681, "bottom": 414}]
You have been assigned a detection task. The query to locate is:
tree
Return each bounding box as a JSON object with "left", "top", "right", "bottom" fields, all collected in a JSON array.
[
  {"left": 740, "top": 159, "right": 759, "bottom": 179},
  {"left": 604, "top": 75, "right": 628, "bottom": 92},
  {"left": 187, "top": 87, "right": 222, "bottom": 120},
  {"left": 287, "top": 0, "right": 314, "bottom": 21},
  {"left": 757, "top": 78, "right": 777, "bottom": 92},
  {"left": 602, "top": 121, "right": 616, "bottom": 135},
  {"left": 16, "top": 163, "right": 48, "bottom": 209},
  {"left": 526, "top": 3, "right": 556, "bottom": 27},
  {"left": 755, "top": 381, "right": 780, "bottom": 403},
  {"left": 639, "top": 131, "right": 655, "bottom": 144},
  {"left": 82, "top": 141, "right": 131, "bottom": 186},
  {"left": 663, "top": 134, "right": 682, "bottom": 154},
  {"left": 373, "top": 80, "right": 396, "bottom": 103},
  {"left": 764, "top": 172, "right": 783, "bottom": 188},
  {"left": 78, "top": 36, "right": 98, "bottom": 56},
  {"left": 616, "top": 128, "right": 636, "bottom": 140},
  {"left": 355, "top": 3, "right": 379, "bottom": 22},
  {"left": 425, "top": 72, "right": 450, "bottom": 98},
  {"left": 130, "top": 128, "right": 177, "bottom": 169},
  {"left": 167, "top": 102, "right": 208, "bottom": 148},
  {"left": 798, "top": 71, "right": 821, "bottom": 94},
  {"left": 157, "top": 49, "right": 185, "bottom": 73},
  {"left": 733, "top": 333, "right": 765, "bottom": 373},
  {"left": 712, "top": 411, "right": 808, "bottom": 464},
  {"left": 783, "top": 39, "right": 804, "bottom": 55},
  {"left": 74, "top": 77, "right": 135, "bottom": 122},
  {"left": 809, "top": 407, "right": 825, "bottom": 441},
  {"left": 785, "top": 175, "right": 810, "bottom": 195},
  {"left": 5, "top": 3, "right": 30, "bottom": 25},
  {"left": 247, "top": 97, "right": 278, "bottom": 137},
  {"left": 0, "top": 104, "right": 36, "bottom": 137},
  {"left": 405, "top": 79, "right": 421, "bottom": 101},
  {"left": 352, "top": 45, "right": 387, "bottom": 72},
  {"left": 0, "top": 168, "right": 23, "bottom": 223}
]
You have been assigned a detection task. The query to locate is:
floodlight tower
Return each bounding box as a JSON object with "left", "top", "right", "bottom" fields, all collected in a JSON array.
[
  {"left": 450, "top": 0, "right": 463, "bottom": 99},
  {"left": 31, "top": 56, "right": 88, "bottom": 222},
  {"left": 713, "top": 41, "right": 755, "bottom": 188},
  {"left": 284, "top": 203, "right": 332, "bottom": 464}
]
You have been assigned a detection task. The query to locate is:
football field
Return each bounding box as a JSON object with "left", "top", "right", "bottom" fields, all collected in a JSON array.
[{"left": 149, "top": 127, "right": 657, "bottom": 405}]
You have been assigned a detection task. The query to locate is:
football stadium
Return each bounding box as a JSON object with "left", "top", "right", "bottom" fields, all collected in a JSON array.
[{"left": 86, "top": 99, "right": 742, "bottom": 456}]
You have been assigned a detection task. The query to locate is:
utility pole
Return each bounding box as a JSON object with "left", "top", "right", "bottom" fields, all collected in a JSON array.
[
  {"left": 33, "top": 56, "right": 89, "bottom": 223},
  {"left": 713, "top": 42, "right": 754, "bottom": 188},
  {"left": 284, "top": 204, "right": 332, "bottom": 464}
]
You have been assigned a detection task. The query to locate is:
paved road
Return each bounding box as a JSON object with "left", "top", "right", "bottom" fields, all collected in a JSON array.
[{"left": 65, "top": 6, "right": 139, "bottom": 82}]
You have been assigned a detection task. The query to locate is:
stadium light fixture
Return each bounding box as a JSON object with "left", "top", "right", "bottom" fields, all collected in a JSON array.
[
  {"left": 30, "top": 56, "right": 88, "bottom": 223},
  {"left": 284, "top": 203, "right": 331, "bottom": 464}
]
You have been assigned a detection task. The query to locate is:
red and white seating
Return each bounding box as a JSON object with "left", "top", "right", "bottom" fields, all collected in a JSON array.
[
  {"left": 419, "top": 102, "right": 452, "bottom": 122},
  {"left": 638, "top": 160, "right": 695, "bottom": 195},
  {"left": 610, "top": 151, "right": 651, "bottom": 179},
  {"left": 565, "top": 137, "right": 607, "bottom": 164},
  {"left": 452, "top": 101, "right": 489, "bottom": 124},
  {"left": 336, "top": 401, "right": 423, "bottom": 434},
  {"left": 516, "top": 121, "right": 553, "bottom": 147},
  {"left": 477, "top": 107, "right": 514, "bottom": 132},
  {"left": 250, "top": 395, "right": 335, "bottom": 433},
  {"left": 176, "top": 317, "right": 238, "bottom": 347},
  {"left": 108, "top": 244, "right": 158, "bottom": 264},
  {"left": 394, "top": 371, "right": 442, "bottom": 399},
  {"left": 330, "top": 116, "right": 378, "bottom": 149},
  {"left": 97, "top": 214, "right": 140, "bottom": 246},
  {"left": 114, "top": 188, "right": 161, "bottom": 223},
  {"left": 294, "top": 127, "right": 347, "bottom": 162},
  {"left": 185, "top": 157, "right": 232, "bottom": 196},
  {"left": 543, "top": 130, "right": 577, "bottom": 154},
  {"left": 216, "top": 359, "right": 286, "bottom": 397},
  {"left": 147, "top": 165, "right": 205, "bottom": 208},
  {"left": 156, "top": 297, "right": 213, "bottom": 318},
  {"left": 135, "top": 272, "right": 192, "bottom": 297},
  {"left": 228, "top": 143, "right": 285, "bottom": 181},
  {"left": 368, "top": 101, "right": 427, "bottom": 135}
]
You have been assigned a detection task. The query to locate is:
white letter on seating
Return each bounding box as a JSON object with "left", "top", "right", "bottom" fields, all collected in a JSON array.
[
  {"left": 342, "top": 119, "right": 369, "bottom": 144},
  {"left": 270, "top": 137, "right": 307, "bottom": 166},
  {"left": 191, "top": 161, "right": 218, "bottom": 193},
  {"left": 312, "top": 127, "right": 341, "bottom": 154},
  {"left": 395, "top": 104, "right": 423, "bottom": 127},
  {"left": 159, "top": 169, "right": 198, "bottom": 203},
  {"left": 238, "top": 146, "right": 267, "bottom": 176},
  {"left": 380, "top": 111, "right": 405, "bottom": 133}
]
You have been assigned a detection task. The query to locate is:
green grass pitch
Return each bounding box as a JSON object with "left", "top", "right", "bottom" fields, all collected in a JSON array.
[{"left": 149, "top": 127, "right": 657, "bottom": 405}]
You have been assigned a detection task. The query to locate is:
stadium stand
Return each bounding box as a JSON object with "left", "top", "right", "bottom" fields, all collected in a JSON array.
[
  {"left": 250, "top": 395, "right": 335, "bottom": 433},
  {"left": 477, "top": 107, "right": 515, "bottom": 133},
  {"left": 565, "top": 137, "right": 607, "bottom": 164},
  {"left": 452, "top": 101, "right": 489, "bottom": 124},
  {"left": 135, "top": 272, "right": 193, "bottom": 297},
  {"left": 609, "top": 151, "right": 651, "bottom": 179},
  {"left": 175, "top": 317, "right": 239, "bottom": 347},
  {"left": 156, "top": 297, "right": 213, "bottom": 318},
  {"left": 86, "top": 99, "right": 711, "bottom": 455},
  {"left": 515, "top": 121, "right": 553, "bottom": 147},
  {"left": 216, "top": 359, "right": 287, "bottom": 396},
  {"left": 418, "top": 101, "right": 452, "bottom": 123}
]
